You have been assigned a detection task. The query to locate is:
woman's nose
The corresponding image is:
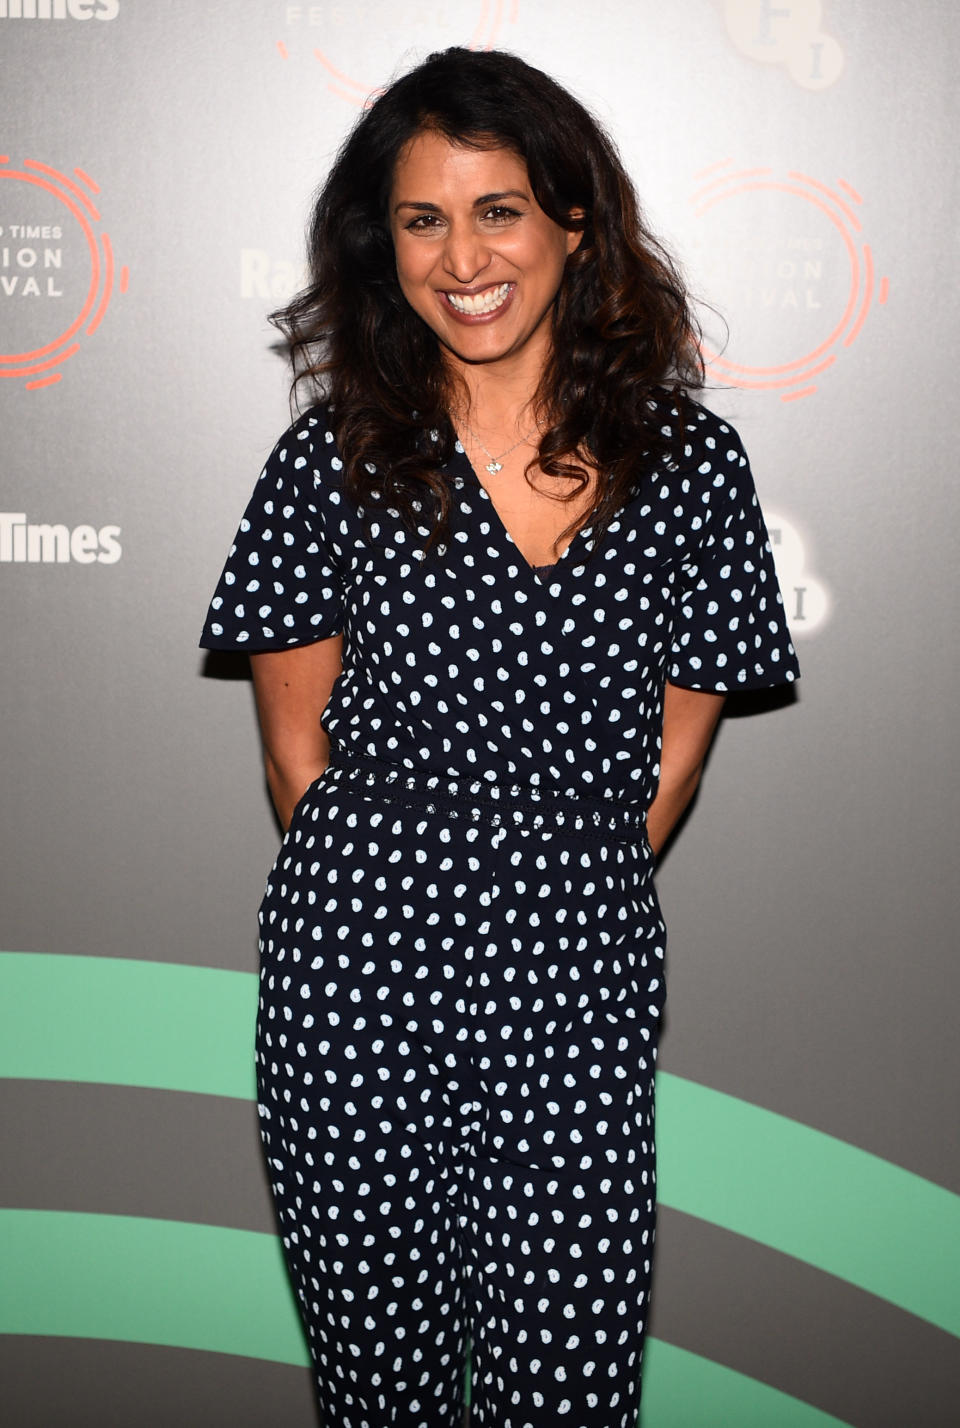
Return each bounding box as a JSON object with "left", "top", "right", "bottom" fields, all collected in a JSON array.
[{"left": 442, "top": 223, "right": 491, "bottom": 284}]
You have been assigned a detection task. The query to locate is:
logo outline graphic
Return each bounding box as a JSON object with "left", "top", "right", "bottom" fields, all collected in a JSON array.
[
  {"left": 721, "top": 0, "right": 844, "bottom": 91},
  {"left": 275, "top": 0, "right": 519, "bottom": 107},
  {"left": 691, "top": 160, "right": 889, "bottom": 402},
  {"left": 766, "top": 510, "right": 829, "bottom": 635},
  {"left": 0, "top": 157, "right": 128, "bottom": 390}
]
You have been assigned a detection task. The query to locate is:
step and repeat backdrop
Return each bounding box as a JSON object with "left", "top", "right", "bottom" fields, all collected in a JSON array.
[{"left": 2, "top": 3, "right": 958, "bottom": 1425}]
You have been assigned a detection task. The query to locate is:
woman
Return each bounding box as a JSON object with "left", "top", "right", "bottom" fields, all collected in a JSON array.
[{"left": 201, "top": 46, "right": 798, "bottom": 1428}]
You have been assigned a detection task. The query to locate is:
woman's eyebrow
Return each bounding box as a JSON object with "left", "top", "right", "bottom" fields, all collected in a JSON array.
[
  {"left": 393, "top": 190, "right": 530, "bottom": 215},
  {"left": 393, "top": 200, "right": 443, "bottom": 214},
  {"left": 473, "top": 190, "right": 529, "bottom": 205}
]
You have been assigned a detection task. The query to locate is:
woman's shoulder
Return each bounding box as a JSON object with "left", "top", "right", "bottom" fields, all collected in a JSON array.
[
  {"left": 258, "top": 403, "right": 347, "bottom": 498},
  {"left": 270, "top": 403, "right": 341, "bottom": 459},
  {"left": 629, "top": 391, "right": 759, "bottom": 543},
  {"left": 646, "top": 389, "right": 748, "bottom": 471}
]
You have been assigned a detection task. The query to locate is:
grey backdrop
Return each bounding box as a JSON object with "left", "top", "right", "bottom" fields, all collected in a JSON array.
[{"left": 2, "top": 2, "right": 959, "bottom": 1425}]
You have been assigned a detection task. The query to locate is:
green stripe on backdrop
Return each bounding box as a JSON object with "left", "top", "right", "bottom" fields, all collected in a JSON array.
[
  {"left": 0, "top": 1211, "right": 307, "bottom": 1365},
  {"left": 2, "top": 952, "right": 959, "bottom": 1335},
  {"left": 0, "top": 952, "right": 256, "bottom": 1099},
  {"left": 653, "top": 1075, "right": 960, "bottom": 1339},
  {"left": 639, "top": 1339, "right": 852, "bottom": 1428},
  {"left": 0, "top": 1210, "right": 851, "bottom": 1428}
]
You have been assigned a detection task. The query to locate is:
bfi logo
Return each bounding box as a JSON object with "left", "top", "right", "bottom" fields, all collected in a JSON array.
[
  {"left": 0, "top": 513, "right": 121, "bottom": 564},
  {"left": 723, "top": 0, "right": 843, "bottom": 90},
  {"left": 766, "top": 513, "right": 828, "bottom": 634}
]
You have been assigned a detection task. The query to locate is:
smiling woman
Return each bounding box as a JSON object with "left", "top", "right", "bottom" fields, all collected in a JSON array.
[
  {"left": 200, "top": 44, "right": 799, "bottom": 1428},
  {"left": 272, "top": 46, "right": 709, "bottom": 563},
  {"left": 388, "top": 132, "right": 589, "bottom": 561},
  {"left": 389, "top": 136, "right": 581, "bottom": 377}
]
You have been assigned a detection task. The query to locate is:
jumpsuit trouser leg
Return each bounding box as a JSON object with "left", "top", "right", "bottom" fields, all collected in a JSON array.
[{"left": 256, "top": 762, "right": 665, "bottom": 1428}]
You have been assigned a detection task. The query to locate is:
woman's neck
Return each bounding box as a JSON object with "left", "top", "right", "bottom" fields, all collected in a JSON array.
[{"left": 446, "top": 351, "right": 546, "bottom": 441}]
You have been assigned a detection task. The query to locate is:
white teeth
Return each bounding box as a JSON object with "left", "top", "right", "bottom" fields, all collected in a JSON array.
[{"left": 446, "top": 282, "right": 510, "bottom": 315}]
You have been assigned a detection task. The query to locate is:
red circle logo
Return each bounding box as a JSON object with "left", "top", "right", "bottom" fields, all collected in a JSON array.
[
  {"left": 274, "top": 1, "right": 519, "bottom": 106},
  {"left": 0, "top": 157, "right": 127, "bottom": 391},
  {"left": 690, "top": 161, "right": 889, "bottom": 402}
]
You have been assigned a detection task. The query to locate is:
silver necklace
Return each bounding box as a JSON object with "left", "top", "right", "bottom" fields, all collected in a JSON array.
[{"left": 458, "top": 418, "right": 538, "bottom": 476}]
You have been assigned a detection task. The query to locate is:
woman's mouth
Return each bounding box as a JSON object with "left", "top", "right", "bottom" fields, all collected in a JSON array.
[{"left": 441, "top": 282, "right": 513, "bottom": 319}]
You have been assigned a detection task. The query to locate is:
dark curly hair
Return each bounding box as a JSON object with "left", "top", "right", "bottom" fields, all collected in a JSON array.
[{"left": 272, "top": 46, "right": 704, "bottom": 556}]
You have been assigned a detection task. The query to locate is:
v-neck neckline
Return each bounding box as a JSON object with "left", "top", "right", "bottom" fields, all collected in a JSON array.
[{"left": 449, "top": 441, "right": 592, "bottom": 577}]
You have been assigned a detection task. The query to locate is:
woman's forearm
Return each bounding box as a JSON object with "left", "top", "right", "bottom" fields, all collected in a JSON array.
[
  {"left": 264, "top": 745, "right": 330, "bottom": 832},
  {"left": 250, "top": 640, "right": 343, "bottom": 832},
  {"left": 645, "top": 764, "right": 703, "bottom": 857},
  {"left": 646, "top": 682, "right": 726, "bottom": 857}
]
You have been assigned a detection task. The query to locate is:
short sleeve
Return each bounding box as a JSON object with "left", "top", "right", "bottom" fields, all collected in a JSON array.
[
  {"left": 199, "top": 410, "right": 346, "bottom": 652},
  {"left": 668, "top": 430, "right": 800, "bottom": 692}
]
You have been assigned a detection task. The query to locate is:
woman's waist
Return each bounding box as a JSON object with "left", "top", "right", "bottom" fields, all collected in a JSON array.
[{"left": 323, "top": 747, "right": 651, "bottom": 846}]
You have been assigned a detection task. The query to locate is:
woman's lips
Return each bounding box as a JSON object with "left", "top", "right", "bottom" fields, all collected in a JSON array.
[{"left": 440, "top": 281, "right": 515, "bottom": 323}]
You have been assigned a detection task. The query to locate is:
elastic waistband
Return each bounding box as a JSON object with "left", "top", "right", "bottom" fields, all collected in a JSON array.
[{"left": 323, "top": 750, "right": 649, "bottom": 846}]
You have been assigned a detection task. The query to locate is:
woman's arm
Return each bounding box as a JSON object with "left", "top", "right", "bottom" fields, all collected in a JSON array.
[
  {"left": 249, "top": 636, "right": 344, "bottom": 831},
  {"left": 646, "top": 681, "right": 726, "bottom": 856}
]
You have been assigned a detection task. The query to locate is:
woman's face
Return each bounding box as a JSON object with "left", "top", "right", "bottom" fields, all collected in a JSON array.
[{"left": 388, "top": 130, "right": 580, "bottom": 378}]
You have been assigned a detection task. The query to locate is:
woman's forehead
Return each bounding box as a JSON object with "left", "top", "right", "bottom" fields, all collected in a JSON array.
[{"left": 391, "top": 131, "right": 528, "bottom": 194}]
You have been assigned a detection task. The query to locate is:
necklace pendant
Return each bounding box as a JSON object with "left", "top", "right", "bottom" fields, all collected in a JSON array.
[{"left": 485, "top": 459, "right": 503, "bottom": 475}]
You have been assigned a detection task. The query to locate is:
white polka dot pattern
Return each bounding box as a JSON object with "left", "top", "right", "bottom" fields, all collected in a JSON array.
[
  {"left": 257, "top": 775, "right": 662, "bottom": 1426},
  {"left": 200, "top": 402, "right": 798, "bottom": 1424},
  {"left": 201, "top": 402, "right": 799, "bottom": 812}
]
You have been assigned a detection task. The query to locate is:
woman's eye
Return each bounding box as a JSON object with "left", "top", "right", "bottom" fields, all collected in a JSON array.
[
  {"left": 406, "top": 214, "right": 442, "bottom": 232},
  {"left": 483, "top": 206, "right": 520, "bottom": 223}
]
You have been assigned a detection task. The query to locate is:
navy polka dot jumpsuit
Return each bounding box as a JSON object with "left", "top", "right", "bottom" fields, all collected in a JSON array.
[{"left": 200, "top": 401, "right": 799, "bottom": 1427}]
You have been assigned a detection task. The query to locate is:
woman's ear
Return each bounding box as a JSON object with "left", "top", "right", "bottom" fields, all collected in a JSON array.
[{"left": 565, "top": 207, "right": 587, "bottom": 253}]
